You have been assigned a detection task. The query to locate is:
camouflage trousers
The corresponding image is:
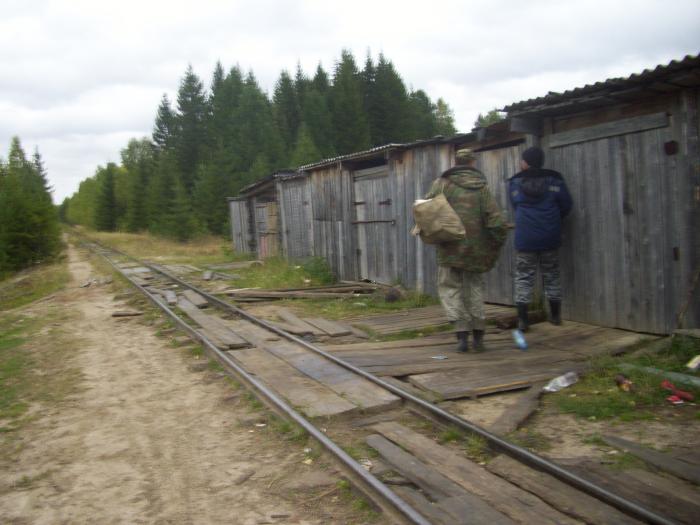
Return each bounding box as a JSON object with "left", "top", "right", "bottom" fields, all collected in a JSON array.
[
  {"left": 514, "top": 250, "right": 562, "bottom": 304},
  {"left": 437, "top": 266, "right": 485, "bottom": 331}
]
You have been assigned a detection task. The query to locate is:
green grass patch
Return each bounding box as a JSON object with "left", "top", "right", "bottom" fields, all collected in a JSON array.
[
  {"left": 439, "top": 427, "right": 463, "bottom": 444},
  {"left": 230, "top": 256, "right": 335, "bottom": 290},
  {"left": 273, "top": 291, "right": 438, "bottom": 321},
  {"left": 0, "top": 259, "right": 69, "bottom": 311},
  {"left": 552, "top": 336, "right": 700, "bottom": 421}
]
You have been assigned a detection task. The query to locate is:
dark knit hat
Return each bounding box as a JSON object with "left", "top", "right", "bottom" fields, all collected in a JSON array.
[{"left": 522, "top": 147, "right": 544, "bottom": 168}]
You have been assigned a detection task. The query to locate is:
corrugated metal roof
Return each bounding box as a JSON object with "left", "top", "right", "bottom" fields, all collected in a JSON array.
[
  {"left": 504, "top": 53, "right": 700, "bottom": 115},
  {"left": 297, "top": 134, "right": 472, "bottom": 171}
]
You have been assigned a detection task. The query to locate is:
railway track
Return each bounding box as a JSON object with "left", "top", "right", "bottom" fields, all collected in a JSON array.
[{"left": 81, "top": 237, "right": 679, "bottom": 525}]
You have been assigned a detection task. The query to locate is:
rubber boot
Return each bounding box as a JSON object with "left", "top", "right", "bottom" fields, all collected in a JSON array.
[
  {"left": 549, "top": 300, "right": 562, "bottom": 326},
  {"left": 472, "top": 329, "right": 485, "bottom": 352},
  {"left": 456, "top": 331, "right": 469, "bottom": 353},
  {"left": 516, "top": 303, "right": 529, "bottom": 332}
]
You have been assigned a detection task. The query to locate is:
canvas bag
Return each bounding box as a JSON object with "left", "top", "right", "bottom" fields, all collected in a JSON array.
[{"left": 411, "top": 192, "right": 466, "bottom": 244}]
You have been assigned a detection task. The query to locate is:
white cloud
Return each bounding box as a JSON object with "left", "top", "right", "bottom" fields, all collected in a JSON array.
[{"left": 1, "top": 0, "right": 698, "bottom": 202}]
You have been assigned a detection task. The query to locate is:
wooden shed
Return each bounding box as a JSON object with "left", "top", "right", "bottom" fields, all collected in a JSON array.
[
  {"left": 456, "top": 55, "right": 700, "bottom": 333},
  {"left": 230, "top": 54, "right": 699, "bottom": 334}
]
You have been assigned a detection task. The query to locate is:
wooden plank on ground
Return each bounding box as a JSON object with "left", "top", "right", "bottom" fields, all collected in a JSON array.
[
  {"left": 274, "top": 308, "right": 324, "bottom": 335},
  {"left": 372, "top": 422, "right": 579, "bottom": 525},
  {"left": 408, "top": 361, "right": 582, "bottom": 399},
  {"left": 182, "top": 289, "right": 209, "bottom": 309},
  {"left": 488, "top": 382, "right": 547, "bottom": 435},
  {"left": 202, "top": 270, "right": 213, "bottom": 281},
  {"left": 380, "top": 377, "right": 441, "bottom": 404},
  {"left": 365, "top": 434, "right": 514, "bottom": 524},
  {"left": 487, "top": 455, "right": 642, "bottom": 525},
  {"left": 602, "top": 435, "right": 700, "bottom": 485},
  {"left": 303, "top": 317, "right": 351, "bottom": 337},
  {"left": 163, "top": 289, "right": 177, "bottom": 306},
  {"left": 391, "top": 486, "right": 470, "bottom": 525},
  {"left": 229, "top": 348, "right": 357, "bottom": 417},
  {"left": 226, "top": 319, "right": 400, "bottom": 412},
  {"left": 177, "top": 297, "right": 250, "bottom": 349},
  {"left": 559, "top": 461, "right": 700, "bottom": 525}
]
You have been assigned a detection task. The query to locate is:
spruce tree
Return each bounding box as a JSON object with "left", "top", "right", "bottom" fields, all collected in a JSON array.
[
  {"left": 272, "top": 70, "right": 301, "bottom": 158},
  {"left": 370, "top": 54, "right": 411, "bottom": 144},
  {"left": 408, "top": 89, "right": 437, "bottom": 140},
  {"left": 434, "top": 98, "right": 457, "bottom": 136},
  {"left": 153, "top": 94, "right": 176, "bottom": 152},
  {"left": 290, "top": 123, "right": 322, "bottom": 167},
  {"left": 329, "top": 50, "right": 370, "bottom": 154},
  {"left": 121, "top": 138, "right": 153, "bottom": 232},
  {"left": 174, "top": 65, "right": 208, "bottom": 191},
  {"left": 94, "top": 163, "right": 118, "bottom": 231}
]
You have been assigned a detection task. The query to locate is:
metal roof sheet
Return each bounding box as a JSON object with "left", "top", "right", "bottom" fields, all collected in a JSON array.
[{"left": 503, "top": 54, "right": 700, "bottom": 115}]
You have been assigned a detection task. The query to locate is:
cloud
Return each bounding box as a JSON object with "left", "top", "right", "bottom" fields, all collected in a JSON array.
[{"left": 1, "top": 0, "right": 698, "bottom": 202}]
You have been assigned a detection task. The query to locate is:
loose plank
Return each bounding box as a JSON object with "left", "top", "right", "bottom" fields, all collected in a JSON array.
[
  {"left": 274, "top": 308, "right": 324, "bottom": 335},
  {"left": 303, "top": 317, "right": 351, "bottom": 337},
  {"left": 365, "top": 434, "right": 514, "bottom": 524},
  {"left": 488, "top": 382, "right": 547, "bottom": 435},
  {"left": 602, "top": 435, "right": 700, "bottom": 485},
  {"left": 229, "top": 348, "right": 357, "bottom": 417},
  {"left": 177, "top": 297, "right": 250, "bottom": 349},
  {"left": 487, "top": 455, "right": 641, "bottom": 525},
  {"left": 372, "top": 422, "right": 578, "bottom": 525},
  {"left": 182, "top": 289, "right": 209, "bottom": 309}
]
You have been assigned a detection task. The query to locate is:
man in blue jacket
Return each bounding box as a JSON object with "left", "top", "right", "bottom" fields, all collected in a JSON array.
[{"left": 509, "top": 146, "right": 572, "bottom": 331}]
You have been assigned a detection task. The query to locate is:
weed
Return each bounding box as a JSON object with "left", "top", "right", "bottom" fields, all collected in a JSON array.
[
  {"left": 464, "top": 434, "right": 490, "bottom": 462},
  {"left": 268, "top": 416, "right": 308, "bottom": 442},
  {"left": 245, "top": 391, "right": 264, "bottom": 411},
  {"left": 552, "top": 338, "right": 700, "bottom": 422},
  {"left": 208, "top": 360, "right": 225, "bottom": 372},
  {"left": 439, "top": 427, "right": 462, "bottom": 444}
]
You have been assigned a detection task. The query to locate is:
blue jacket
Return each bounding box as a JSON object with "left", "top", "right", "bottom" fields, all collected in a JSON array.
[{"left": 508, "top": 168, "right": 572, "bottom": 252}]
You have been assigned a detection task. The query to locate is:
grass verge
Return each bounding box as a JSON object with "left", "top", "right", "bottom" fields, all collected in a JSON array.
[
  {"left": 0, "top": 259, "right": 70, "bottom": 311},
  {"left": 550, "top": 336, "right": 700, "bottom": 422}
]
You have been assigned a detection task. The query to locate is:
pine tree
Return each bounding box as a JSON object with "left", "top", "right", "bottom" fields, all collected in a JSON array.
[
  {"left": 0, "top": 138, "right": 61, "bottom": 272},
  {"left": 434, "top": 98, "right": 457, "bottom": 136},
  {"left": 121, "top": 138, "right": 154, "bottom": 232},
  {"left": 290, "top": 123, "right": 322, "bottom": 167},
  {"left": 407, "top": 89, "right": 437, "bottom": 140},
  {"left": 272, "top": 70, "right": 301, "bottom": 161},
  {"left": 369, "top": 54, "right": 411, "bottom": 144},
  {"left": 94, "top": 163, "right": 118, "bottom": 231},
  {"left": 174, "top": 65, "right": 208, "bottom": 191},
  {"left": 330, "top": 50, "right": 370, "bottom": 154},
  {"left": 153, "top": 94, "right": 176, "bottom": 152}
]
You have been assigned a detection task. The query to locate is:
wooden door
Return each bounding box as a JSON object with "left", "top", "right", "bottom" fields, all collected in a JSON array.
[{"left": 353, "top": 166, "right": 396, "bottom": 284}]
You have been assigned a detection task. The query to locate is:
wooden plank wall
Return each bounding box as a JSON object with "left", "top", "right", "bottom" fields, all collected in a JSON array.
[
  {"left": 228, "top": 199, "right": 251, "bottom": 254},
  {"left": 277, "top": 177, "right": 313, "bottom": 259},
  {"left": 308, "top": 166, "right": 357, "bottom": 280},
  {"left": 476, "top": 143, "right": 526, "bottom": 305},
  {"left": 543, "top": 93, "right": 698, "bottom": 333}
]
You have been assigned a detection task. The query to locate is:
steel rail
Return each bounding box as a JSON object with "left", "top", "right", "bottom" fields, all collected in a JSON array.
[
  {"left": 87, "top": 242, "right": 431, "bottom": 525},
  {"left": 151, "top": 265, "right": 675, "bottom": 525},
  {"left": 88, "top": 238, "right": 675, "bottom": 525}
]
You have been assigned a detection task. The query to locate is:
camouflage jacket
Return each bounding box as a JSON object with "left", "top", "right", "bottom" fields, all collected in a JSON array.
[{"left": 425, "top": 166, "right": 508, "bottom": 272}]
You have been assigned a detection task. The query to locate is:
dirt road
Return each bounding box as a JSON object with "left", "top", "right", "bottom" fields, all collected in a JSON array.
[{"left": 0, "top": 243, "right": 350, "bottom": 524}]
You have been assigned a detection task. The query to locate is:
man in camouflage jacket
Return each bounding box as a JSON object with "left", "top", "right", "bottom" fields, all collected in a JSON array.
[{"left": 425, "top": 148, "right": 508, "bottom": 352}]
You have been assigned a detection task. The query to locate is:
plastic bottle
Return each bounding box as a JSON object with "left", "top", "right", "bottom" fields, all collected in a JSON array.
[
  {"left": 543, "top": 371, "right": 579, "bottom": 392},
  {"left": 512, "top": 329, "right": 528, "bottom": 350}
]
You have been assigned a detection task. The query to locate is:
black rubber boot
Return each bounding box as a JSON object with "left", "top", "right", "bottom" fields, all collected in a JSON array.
[
  {"left": 472, "top": 329, "right": 485, "bottom": 352},
  {"left": 549, "top": 300, "right": 562, "bottom": 325},
  {"left": 456, "top": 331, "right": 469, "bottom": 353},
  {"left": 516, "top": 303, "right": 529, "bottom": 332}
]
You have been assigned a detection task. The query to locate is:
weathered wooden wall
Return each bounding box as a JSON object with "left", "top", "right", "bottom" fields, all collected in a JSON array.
[
  {"left": 540, "top": 93, "right": 699, "bottom": 333},
  {"left": 277, "top": 176, "right": 313, "bottom": 259},
  {"left": 228, "top": 198, "right": 251, "bottom": 254}
]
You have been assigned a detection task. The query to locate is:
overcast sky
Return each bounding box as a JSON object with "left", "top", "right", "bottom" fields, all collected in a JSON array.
[{"left": 2, "top": 0, "right": 698, "bottom": 202}]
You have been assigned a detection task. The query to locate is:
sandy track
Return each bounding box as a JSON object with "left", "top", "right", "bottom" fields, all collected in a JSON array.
[{"left": 0, "top": 243, "right": 338, "bottom": 525}]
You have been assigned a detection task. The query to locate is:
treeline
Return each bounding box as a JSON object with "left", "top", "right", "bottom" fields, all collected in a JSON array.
[
  {"left": 0, "top": 137, "right": 62, "bottom": 274},
  {"left": 60, "top": 50, "right": 458, "bottom": 240}
]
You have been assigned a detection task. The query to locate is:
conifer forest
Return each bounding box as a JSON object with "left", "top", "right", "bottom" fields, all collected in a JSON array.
[{"left": 59, "top": 50, "right": 458, "bottom": 241}]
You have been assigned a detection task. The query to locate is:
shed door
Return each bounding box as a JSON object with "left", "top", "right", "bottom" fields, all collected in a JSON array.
[
  {"left": 281, "top": 179, "right": 312, "bottom": 258},
  {"left": 353, "top": 166, "right": 396, "bottom": 284},
  {"left": 548, "top": 113, "right": 677, "bottom": 333},
  {"left": 255, "top": 202, "right": 279, "bottom": 258},
  {"left": 229, "top": 199, "right": 251, "bottom": 254}
]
